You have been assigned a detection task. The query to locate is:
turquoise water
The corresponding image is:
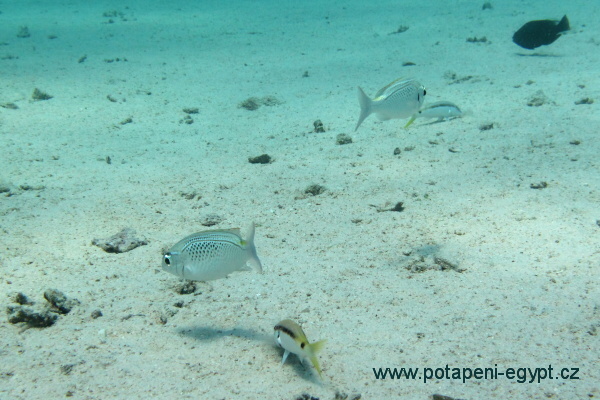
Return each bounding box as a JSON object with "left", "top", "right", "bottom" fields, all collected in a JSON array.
[{"left": 1, "top": 1, "right": 598, "bottom": 399}]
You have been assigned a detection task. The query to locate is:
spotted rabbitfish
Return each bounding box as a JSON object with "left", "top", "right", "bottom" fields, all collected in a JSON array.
[
  {"left": 162, "top": 223, "right": 262, "bottom": 281},
  {"left": 355, "top": 77, "right": 426, "bottom": 131}
]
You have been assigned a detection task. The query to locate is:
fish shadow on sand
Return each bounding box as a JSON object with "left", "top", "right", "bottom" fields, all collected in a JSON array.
[
  {"left": 283, "top": 355, "right": 323, "bottom": 383},
  {"left": 178, "top": 326, "right": 269, "bottom": 343},
  {"left": 515, "top": 52, "right": 562, "bottom": 57},
  {"left": 417, "top": 118, "right": 460, "bottom": 127},
  {"left": 412, "top": 243, "right": 443, "bottom": 257},
  {"left": 178, "top": 326, "right": 323, "bottom": 382}
]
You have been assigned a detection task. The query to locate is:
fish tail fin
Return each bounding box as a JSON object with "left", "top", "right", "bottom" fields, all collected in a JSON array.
[
  {"left": 460, "top": 109, "right": 473, "bottom": 118},
  {"left": 557, "top": 15, "right": 570, "bottom": 32},
  {"left": 245, "top": 222, "right": 263, "bottom": 274},
  {"left": 404, "top": 114, "right": 417, "bottom": 128},
  {"left": 355, "top": 87, "right": 372, "bottom": 131},
  {"left": 307, "top": 339, "right": 327, "bottom": 378}
]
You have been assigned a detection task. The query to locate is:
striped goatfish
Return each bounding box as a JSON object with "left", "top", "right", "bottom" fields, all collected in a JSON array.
[
  {"left": 274, "top": 319, "right": 326, "bottom": 378},
  {"left": 355, "top": 77, "right": 426, "bottom": 131},
  {"left": 161, "top": 223, "right": 262, "bottom": 281},
  {"left": 404, "top": 101, "right": 464, "bottom": 128}
]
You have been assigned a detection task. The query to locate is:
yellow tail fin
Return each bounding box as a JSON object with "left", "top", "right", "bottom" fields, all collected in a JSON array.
[{"left": 307, "top": 339, "right": 327, "bottom": 378}]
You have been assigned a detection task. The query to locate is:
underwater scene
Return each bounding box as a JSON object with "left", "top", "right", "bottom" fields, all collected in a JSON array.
[{"left": 1, "top": 0, "right": 599, "bottom": 399}]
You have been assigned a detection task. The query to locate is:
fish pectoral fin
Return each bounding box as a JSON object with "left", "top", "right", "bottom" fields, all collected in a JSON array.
[
  {"left": 404, "top": 115, "right": 417, "bottom": 128},
  {"left": 280, "top": 350, "right": 290, "bottom": 365}
]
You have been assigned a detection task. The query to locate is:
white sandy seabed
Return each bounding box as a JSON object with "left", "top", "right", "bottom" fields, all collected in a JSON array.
[{"left": 1, "top": 0, "right": 599, "bottom": 399}]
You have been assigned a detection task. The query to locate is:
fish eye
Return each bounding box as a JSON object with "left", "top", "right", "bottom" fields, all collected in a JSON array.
[
  {"left": 423, "top": 89, "right": 427, "bottom": 96},
  {"left": 301, "top": 342, "right": 306, "bottom": 349},
  {"left": 163, "top": 253, "right": 171, "bottom": 265}
]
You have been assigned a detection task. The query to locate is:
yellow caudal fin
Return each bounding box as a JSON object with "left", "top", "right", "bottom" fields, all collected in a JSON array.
[{"left": 307, "top": 339, "right": 327, "bottom": 378}]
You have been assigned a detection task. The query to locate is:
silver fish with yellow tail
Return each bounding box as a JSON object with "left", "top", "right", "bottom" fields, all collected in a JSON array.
[
  {"left": 274, "top": 319, "right": 326, "bottom": 378},
  {"left": 355, "top": 77, "right": 426, "bottom": 131}
]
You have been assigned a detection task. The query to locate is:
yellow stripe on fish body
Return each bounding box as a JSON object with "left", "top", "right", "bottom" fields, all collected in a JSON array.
[
  {"left": 162, "top": 223, "right": 262, "bottom": 281},
  {"left": 274, "top": 319, "right": 326, "bottom": 378},
  {"left": 355, "top": 77, "right": 426, "bottom": 131},
  {"left": 404, "top": 100, "right": 463, "bottom": 128}
]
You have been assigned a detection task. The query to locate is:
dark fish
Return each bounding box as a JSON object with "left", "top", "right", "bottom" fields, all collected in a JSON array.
[{"left": 512, "top": 15, "right": 570, "bottom": 50}]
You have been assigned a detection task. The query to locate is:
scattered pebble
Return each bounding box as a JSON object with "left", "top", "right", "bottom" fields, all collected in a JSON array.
[
  {"left": 248, "top": 154, "right": 272, "bottom": 164},
  {"left": 393, "top": 147, "right": 401, "bottom": 155},
  {"left": 261, "top": 95, "right": 283, "bottom": 106},
  {"left": 389, "top": 25, "right": 409, "bottom": 35},
  {"left": 466, "top": 36, "right": 488, "bottom": 43},
  {"left": 295, "top": 394, "right": 319, "bottom": 400},
  {"left": 482, "top": 2, "right": 493, "bottom": 10},
  {"left": 17, "top": 26, "right": 30, "bottom": 38},
  {"left": 182, "top": 107, "right": 199, "bottom": 114},
  {"left": 60, "top": 364, "right": 76, "bottom": 375},
  {"left": 91, "top": 310, "right": 103, "bottom": 319},
  {"left": 527, "top": 90, "right": 553, "bottom": 107},
  {"left": 405, "top": 255, "right": 465, "bottom": 273},
  {"left": 373, "top": 202, "right": 404, "bottom": 212},
  {"left": 0, "top": 183, "right": 13, "bottom": 195},
  {"left": 175, "top": 281, "right": 197, "bottom": 295},
  {"left": 6, "top": 289, "right": 79, "bottom": 329},
  {"left": 92, "top": 228, "right": 148, "bottom": 253},
  {"left": 103, "top": 57, "right": 128, "bottom": 63},
  {"left": 180, "top": 115, "right": 194, "bottom": 124},
  {"left": 180, "top": 190, "right": 200, "bottom": 200},
  {"left": 304, "top": 184, "right": 327, "bottom": 196},
  {"left": 530, "top": 181, "right": 548, "bottom": 189},
  {"left": 239, "top": 97, "right": 261, "bottom": 110},
  {"left": 0, "top": 102, "right": 18, "bottom": 110},
  {"left": 14, "top": 292, "right": 33, "bottom": 305},
  {"left": 313, "top": 120, "right": 325, "bottom": 133},
  {"left": 574, "top": 98, "right": 593, "bottom": 105},
  {"left": 239, "top": 95, "right": 284, "bottom": 110},
  {"left": 432, "top": 395, "right": 465, "bottom": 400},
  {"left": 336, "top": 133, "right": 352, "bottom": 145},
  {"left": 7, "top": 306, "right": 58, "bottom": 328},
  {"left": 32, "top": 88, "right": 53, "bottom": 101},
  {"left": 44, "top": 289, "right": 80, "bottom": 314},
  {"left": 479, "top": 122, "right": 495, "bottom": 131},
  {"left": 200, "top": 214, "right": 223, "bottom": 227},
  {"left": 334, "top": 392, "right": 361, "bottom": 400},
  {"left": 20, "top": 184, "right": 46, "bottom": 191}
]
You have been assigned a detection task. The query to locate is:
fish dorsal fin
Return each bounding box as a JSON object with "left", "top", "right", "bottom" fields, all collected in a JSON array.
[
  {"left": 201, "top": 228, "right": 241, "bottom": 236},
  {"left": 374, "top": 77, "right": 416, "bottom": 99}
]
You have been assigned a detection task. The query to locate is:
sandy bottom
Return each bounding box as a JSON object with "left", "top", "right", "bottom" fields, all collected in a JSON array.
[{"left": 1, "top": 0, "right": 599, "bottom": 399}]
